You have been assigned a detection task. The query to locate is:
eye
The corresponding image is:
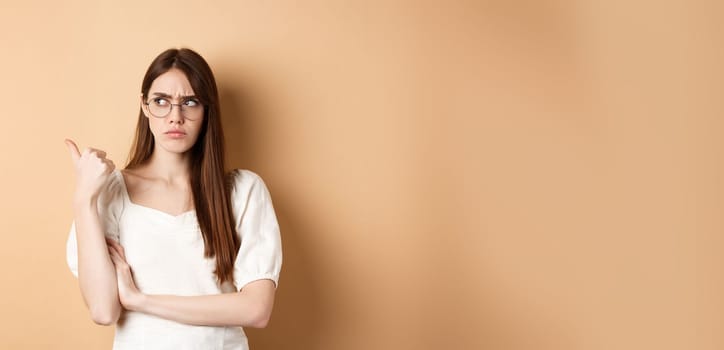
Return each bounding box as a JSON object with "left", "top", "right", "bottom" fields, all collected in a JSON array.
[
  {"left": 184, "top": 99, "right": 200, "bottom": 107},
  {"left": 152, "top": 98, "right": 169, "bottom": 106}
]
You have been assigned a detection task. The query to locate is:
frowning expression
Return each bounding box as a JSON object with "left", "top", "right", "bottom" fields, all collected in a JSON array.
[{"left": 141, "top": 68, "right": 205, "bottom": 155}]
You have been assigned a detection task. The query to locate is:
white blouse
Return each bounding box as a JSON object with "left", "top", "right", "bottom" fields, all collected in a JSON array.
[{"left": 66, "top": 169, "right": 283, "bottom": 350}]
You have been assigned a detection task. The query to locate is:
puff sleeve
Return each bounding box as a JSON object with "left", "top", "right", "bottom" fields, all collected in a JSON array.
[
  {"left": 231, "top": 169, "right": 283, "bottom": 290},
  {"left": 65, "top": 171, "right": 124, "bottom": 278}
]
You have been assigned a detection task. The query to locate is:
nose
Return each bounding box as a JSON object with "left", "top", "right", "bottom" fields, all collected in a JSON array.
[{"left": 167, "top": 104, "right": 184, "bottom": 124}]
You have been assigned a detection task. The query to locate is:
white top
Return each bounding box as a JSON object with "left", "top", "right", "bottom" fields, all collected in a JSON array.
[{"left": 66, "top": 169, "right": 283, "bottom": 350}]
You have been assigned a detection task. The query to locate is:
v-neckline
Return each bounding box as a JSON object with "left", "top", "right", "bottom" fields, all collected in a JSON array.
[{"left": 117, "top": 170, "right": 195, "bottom": 219}]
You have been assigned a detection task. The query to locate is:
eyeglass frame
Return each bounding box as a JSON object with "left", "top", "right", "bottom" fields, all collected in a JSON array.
[{"left": 142, "top": 97, "right": 207, "bottom": 120}]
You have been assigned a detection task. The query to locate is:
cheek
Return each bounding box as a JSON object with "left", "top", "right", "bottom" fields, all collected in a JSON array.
[
  {"left": 189, "top": 119, "right": 204, "bottom": 136},
  {"left": 188, "top": 122, "right": 204, "bottom": 141},
  {"left": 147, "top": 117, "right": 163, "bottom": 135}
]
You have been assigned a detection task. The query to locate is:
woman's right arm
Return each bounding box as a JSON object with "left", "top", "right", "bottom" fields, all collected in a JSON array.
[{"left": 66, "top": 139, "right": 121, "bottom": 326}]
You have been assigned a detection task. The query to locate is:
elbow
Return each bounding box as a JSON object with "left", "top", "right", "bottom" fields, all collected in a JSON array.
[
  {"left": 237, "top": 281, "right": 276, "bottom": 328},
  {"left": 248, "top": 315, "right": 270, "bottom": 329},
  {"left": 246, "top": 305, "right": 273, "bottom": 329},
  {"left": 91, "top": 314, "right": 116, "bottom": 326},
  {"left": 90, "top": 306, "right": 120, "bottom": 326}
]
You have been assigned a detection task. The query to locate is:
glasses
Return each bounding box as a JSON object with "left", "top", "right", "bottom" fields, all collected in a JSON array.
[{"left": 144, "top": 97, "right": 204, "bottom": 120}]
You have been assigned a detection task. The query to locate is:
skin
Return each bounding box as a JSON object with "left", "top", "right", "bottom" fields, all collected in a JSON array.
[
  {"left": 64, "top": 140, "right": 121, "bottom": 325},
  {"left": 65, "top": 68, "right": 276, "bottom": 328}
]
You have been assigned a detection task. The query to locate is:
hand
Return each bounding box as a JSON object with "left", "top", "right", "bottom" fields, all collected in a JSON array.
[
  {"left": 64, "top": 139, "right": 116, "bottom": 204},
  {"left": 106, "top": 237, "right": 145, "bottom": 311}
]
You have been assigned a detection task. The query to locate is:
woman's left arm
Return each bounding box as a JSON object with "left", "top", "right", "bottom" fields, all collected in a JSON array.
[
  {"left": 108, "top": 238, "right": 276, "bottom": 328},
  {"left": 135, "top": 281, "right": 275, "bottom": 328}
]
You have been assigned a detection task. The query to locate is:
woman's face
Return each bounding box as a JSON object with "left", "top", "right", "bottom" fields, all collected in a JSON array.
[{"left": 141, "top": 68, "right": 204, "bottom": 156}]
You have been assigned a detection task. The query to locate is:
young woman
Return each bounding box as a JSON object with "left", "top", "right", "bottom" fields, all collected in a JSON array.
[{"left": 64, "top": 48, "right": 282, "bottom": 350}]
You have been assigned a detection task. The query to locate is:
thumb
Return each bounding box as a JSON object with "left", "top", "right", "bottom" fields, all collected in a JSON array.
[{"left": 64, "top": 138, "right": 81, "bottom": 164}]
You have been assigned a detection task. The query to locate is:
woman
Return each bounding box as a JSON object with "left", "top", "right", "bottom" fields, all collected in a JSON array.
[{"left": 64, "top": 48, "right": 282, "bottom": 350}]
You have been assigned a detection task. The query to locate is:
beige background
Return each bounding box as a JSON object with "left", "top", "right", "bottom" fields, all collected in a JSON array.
[{"left": 0, "top": 0, "right": 721, "bottom": 349}]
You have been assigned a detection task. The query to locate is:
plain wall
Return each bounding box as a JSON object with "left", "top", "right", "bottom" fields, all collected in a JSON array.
[{"left": 0, "top": 0, "right": 720, "bottom": 349}]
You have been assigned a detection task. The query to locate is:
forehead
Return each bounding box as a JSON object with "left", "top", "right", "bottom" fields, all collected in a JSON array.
[{"left": 148, "top": 68, "right": 195, "bottom": 96}]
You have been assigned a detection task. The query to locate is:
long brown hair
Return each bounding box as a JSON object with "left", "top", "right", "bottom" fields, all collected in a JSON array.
[{"left": 126, "top": 48, "right": 240, "bottom": 285}]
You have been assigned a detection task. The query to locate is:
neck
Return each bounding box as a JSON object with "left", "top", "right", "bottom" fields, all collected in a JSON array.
[{"left": 144, "top": 148, "right": 193, "bottom": 183}]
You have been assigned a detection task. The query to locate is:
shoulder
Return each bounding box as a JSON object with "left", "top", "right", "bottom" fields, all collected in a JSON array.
[
  {"left": 93, "top": 169, "right": 126, "bottom": 213},
  {"left": 228, "top": 169, "right": 267, "bottom": 193},
  {"left": 227, "top": 169, "right": 274, "bottom": 212},
  {"left": 102, "top": 169, "right": 125, "bottom": 201}
]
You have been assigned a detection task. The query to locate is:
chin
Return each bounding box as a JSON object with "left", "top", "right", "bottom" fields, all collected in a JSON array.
[
  {"left": 157, "top": 141, "right": 196, "bottom": 155},
  {"left": 167, "top": 145, "right": 195, "bottom": 154}
]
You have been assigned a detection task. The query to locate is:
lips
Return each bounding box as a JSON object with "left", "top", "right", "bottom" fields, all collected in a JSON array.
[{"left": 165, "top": 130, "right": 187, "bottom": 139}]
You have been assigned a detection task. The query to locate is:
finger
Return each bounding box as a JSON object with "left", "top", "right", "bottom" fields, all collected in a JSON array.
[
  {"left": 107, "top": 241, "right": 121, "bottom": 258},
  {"left": 103, "top": 159, "right": 116, "bottom": 172},
  {"left": 107, "top": 239, "right": 127, "bottom": 262},
  {"left": 107, "top": 240, "right": 123, "bottom": 259},
  {"left": 89, "top": 149, "right": 107, "bottom": 159},
  {"left": 105, "top": 237, "right": 120, "bottom": 249},
  {"left": 64, "top": 139, "right": 81, "bottom": 164},
  {"left": 106, "top": 237, "right": 121, "bottom": 249},
  {"left": 109, "top": 250, "right": 127, "bottom": 271},
  {"left": 108, "top": 248, "right": 120, "bottom": 266},
  {"left": 115, "top": 241, "right": 126, "bottom": 260},
  {"left": 107, "top": 241, "right": 120, "bottom": 256},
  {"left": 107, "top": 242, "right": 119, "bottom": 256}
]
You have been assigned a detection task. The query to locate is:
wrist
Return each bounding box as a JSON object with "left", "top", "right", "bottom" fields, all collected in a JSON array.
[
  {"left": 72, "top": 194, "right": 98, "bottom": 210},
  {"left": 128, "top": 292, "right": 149, "bottom": 312}
]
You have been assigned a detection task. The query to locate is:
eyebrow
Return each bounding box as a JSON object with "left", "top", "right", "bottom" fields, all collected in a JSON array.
[{"left": 150, "top": 92, "right": 198, "bottom": 99}]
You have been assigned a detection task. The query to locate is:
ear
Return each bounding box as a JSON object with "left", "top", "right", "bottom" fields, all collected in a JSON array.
[{"left": 140, "top": 93, "right": 150, "bottom": 118}]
